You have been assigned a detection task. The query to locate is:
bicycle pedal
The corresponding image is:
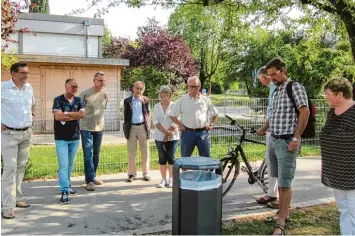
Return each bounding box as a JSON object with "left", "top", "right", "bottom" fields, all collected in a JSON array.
[{"left": 241, "top": 166, "right": 248, "bottom": 172}]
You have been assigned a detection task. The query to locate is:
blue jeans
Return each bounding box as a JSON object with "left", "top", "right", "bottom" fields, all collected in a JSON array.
[
  {"left": 81, "top": 130, "right": 104, "bottom": 183},
  {"left": 55, "top": 140, "right": 80, "bottom": 193},
  {"left": 155, "top": 140, "right": 179, "bottom": 165},
  {"left": 180, "top": 130, "right": 211, "bottom": 157}
]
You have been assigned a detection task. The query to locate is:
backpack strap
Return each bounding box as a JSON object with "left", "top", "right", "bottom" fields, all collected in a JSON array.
[{"left": 286, "top": 81, "right": 299, "bottom": 116}]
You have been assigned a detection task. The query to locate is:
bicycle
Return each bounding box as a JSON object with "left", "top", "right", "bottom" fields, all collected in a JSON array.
[{"left": 219, "top": 115, "right": 269, "bottom": 197}]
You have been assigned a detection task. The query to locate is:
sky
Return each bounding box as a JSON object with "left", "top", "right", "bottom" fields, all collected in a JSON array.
[{"left": 49, "top": 0, "right": 174, "bottom": 39}]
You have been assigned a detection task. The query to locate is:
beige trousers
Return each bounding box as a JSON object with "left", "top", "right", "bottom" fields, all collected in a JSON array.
[
  {"left": 1, "top": 128, "right": 32, "bottom": 210},
  {"left": 127, "top": 125, "right": 150, "bottom": 177}
]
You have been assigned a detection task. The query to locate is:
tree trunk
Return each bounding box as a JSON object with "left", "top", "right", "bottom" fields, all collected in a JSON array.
[
  {"left": 341, "top": 14, "right": 355, "bottom": 63},
  {"left": 199, "top": 70, "right": 207, "bottom": 91},
  {"left": 300, "top": 0, "right": 355, "bottom": 63}
]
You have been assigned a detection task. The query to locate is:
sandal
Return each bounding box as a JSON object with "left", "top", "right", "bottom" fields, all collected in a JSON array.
[
  {"left": 266, "top": 210, "right": 290, "bottom": 222},
  {"left": 2, "top": 208, "right": 15, "bottom": 219},
  {"left": 272, "top": 223, "right": 285, "bottom": 235},
  {"left": 267, "top": 201, "right": 280, "bottom": 209},
  {"left": 16, "top": 201, "right": 30, "bottom": 208},
  {"left": 256, "top": 195, "right": 277, "bottom": 204}
]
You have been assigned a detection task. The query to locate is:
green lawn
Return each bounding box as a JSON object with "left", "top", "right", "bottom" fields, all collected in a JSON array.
[
  {"left": 24, "top": 141, "right": 320, "bottom": 180},
  {"left": 154, "top": 203, "right": 339, "bottom": 235},
  {"left": 223, "top": 203, "right": 340, "bottom": 235}
]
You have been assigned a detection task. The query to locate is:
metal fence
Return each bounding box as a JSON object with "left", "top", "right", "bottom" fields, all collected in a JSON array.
[{"left": 25, "top": 96, "right": 329, "bottom": 179}]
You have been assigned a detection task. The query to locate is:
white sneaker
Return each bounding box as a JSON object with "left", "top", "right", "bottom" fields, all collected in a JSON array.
[
  {"left": 157, "top": 179, "right": 166, "bottom": 188},
  {"left": 168, "top": 178, "right": 173, "bottom": 188}
]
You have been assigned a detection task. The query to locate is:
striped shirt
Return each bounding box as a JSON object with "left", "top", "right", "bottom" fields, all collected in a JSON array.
[{"left": 270, "top": 80, "right": 308, "bottom": 135}]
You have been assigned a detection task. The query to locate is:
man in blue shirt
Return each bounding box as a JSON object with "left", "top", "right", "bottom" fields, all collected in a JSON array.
[
  {"left": 255, "top": 66, "right": 279, "bottom": 207},
  {"left": 53, "top": 79, "right": 85, "bottom": 204},
  {"left": 123, "top": 81, "right": 151, "bottom": 182}
]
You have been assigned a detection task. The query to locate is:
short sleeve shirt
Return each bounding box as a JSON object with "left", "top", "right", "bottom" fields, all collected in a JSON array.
[
  {"left": 270, "top": 81, "right": 308, "bottom": 135},
  {"left": 1, "top": 80, "right": 35, "bottom": 128},
  {"left": 53, "top": 95, "right": 84, "bottom": 141},
  {"left": 169, "top": 94, "right": 219, "bottom": 129},
  {"left": 79, "top": 88, "right": 108, "bottom": 132},
  {"left": 153, "top": 102, "right": 179, "bottom": 141}
]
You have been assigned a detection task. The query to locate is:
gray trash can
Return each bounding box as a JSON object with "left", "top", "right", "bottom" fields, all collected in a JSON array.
[{"left": 172, "top": 156, "right": 222, "bottom": 235}]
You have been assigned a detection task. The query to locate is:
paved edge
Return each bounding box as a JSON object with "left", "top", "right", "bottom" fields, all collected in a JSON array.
[{"left": 114, "top": 197, "right": 335, "bottom": 235}]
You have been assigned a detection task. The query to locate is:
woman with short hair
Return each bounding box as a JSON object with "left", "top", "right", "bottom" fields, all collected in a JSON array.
[
  {"left": 153, "top": 86, "right": 179, "bottom": 188},
  {"left": 320, "top": 78, "right": 355, "bottom": 235}
]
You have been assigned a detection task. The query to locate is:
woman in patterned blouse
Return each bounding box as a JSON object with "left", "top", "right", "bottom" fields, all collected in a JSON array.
[{"left": 320, "top": 78, "right": 355, "bottom": 235}]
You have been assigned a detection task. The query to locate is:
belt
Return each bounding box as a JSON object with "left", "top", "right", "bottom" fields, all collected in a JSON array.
[
  {"left": 5, "top": 126, "right": 30, "bottom": 131},
  {"left": 185, "top": 126, "right": 206, "bottom": 132},
  {"left": 132, "top": 122, "right": 145, "bottom": 126},
  {"left": 271, "top": 134, "right": 293, "bottom": 140}
]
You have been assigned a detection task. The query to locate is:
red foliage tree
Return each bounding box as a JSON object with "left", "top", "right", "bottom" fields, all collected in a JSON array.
[
  {"left": 1, "top": 0, "right": 21, "bottom": 48},
  {"left": 103, "top": 19, "right": 199, "bottom": 95}
]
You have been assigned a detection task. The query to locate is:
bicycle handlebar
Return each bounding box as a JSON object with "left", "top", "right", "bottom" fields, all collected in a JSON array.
[{"left": 225, "top": 114, "right": 256, "bottom": 134}]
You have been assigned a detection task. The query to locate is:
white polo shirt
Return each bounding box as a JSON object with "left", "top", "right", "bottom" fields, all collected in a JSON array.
[
  {"left": 1, "top": 79, "right": 35, "bottom": 128},
  {"left": 169, "top": 94, "right": 219, "bottom": 129}
]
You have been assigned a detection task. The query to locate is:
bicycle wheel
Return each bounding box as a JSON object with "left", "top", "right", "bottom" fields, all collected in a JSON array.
[
  {"left": 220, "top": 156, "right": 240, "bottom": 197},
  {"left": 259, "top": 160, "right": 269, "bottom": 194}
]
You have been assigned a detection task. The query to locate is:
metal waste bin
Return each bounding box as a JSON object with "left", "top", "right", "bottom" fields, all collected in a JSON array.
[{"left": 172, "top": 156, "right": 222, "bottom": 235}]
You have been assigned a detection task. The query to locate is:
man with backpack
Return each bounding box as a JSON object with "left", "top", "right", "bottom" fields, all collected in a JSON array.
[{"left": 265, "top": 57, "right": 311, "bottom": 235}]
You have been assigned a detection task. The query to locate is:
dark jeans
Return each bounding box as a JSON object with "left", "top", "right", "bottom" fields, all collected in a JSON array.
[
  {"left": 81, "top": 130, "right": 103, "bottom": 183},
  {"left": 155, "top": 140, "right": 179, "bottom": 165},
  {"left": 180, "top": 130, "right": 211, "bottom": 157}
]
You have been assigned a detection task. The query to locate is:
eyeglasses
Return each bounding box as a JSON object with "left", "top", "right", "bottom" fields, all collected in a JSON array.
[
  {"left": 135, "top": 87, "right": 144, "bottom": 91},
  {"left": 188, "top": 86, "right": 200, "bottom": 89},
  {"left": 268, "top": 70, "right": 281, "bottom": 77},
  {"left": 16, "top": 72, "right": 29, "bottom": 75}
]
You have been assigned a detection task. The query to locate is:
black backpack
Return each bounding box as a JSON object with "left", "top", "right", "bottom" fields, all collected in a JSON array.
[{"left": 286, "top": 81, "right": 316, "bottom": 138}]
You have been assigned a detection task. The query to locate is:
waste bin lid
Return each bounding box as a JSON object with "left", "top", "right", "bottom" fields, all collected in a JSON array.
[{"left": 175, "top": 156, "right": 221, "bottom": 170}]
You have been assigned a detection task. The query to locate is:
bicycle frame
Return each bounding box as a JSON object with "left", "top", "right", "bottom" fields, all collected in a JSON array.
[{"left": 225, "top": 115, "right": 267, "bottom": 191}]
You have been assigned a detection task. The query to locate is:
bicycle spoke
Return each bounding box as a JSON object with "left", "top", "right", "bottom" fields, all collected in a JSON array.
[{"left": 220, "top": 157, "right": 240, "bottom": 197}]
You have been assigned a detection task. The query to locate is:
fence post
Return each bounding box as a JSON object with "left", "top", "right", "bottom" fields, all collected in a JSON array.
[{"left": 224, "top": 92, "right": 226, "bottom": 115}]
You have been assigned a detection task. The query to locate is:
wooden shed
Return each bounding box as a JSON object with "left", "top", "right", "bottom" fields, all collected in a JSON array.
[{"left": 1, "top": 13, "right": 129, "bottom": 133}]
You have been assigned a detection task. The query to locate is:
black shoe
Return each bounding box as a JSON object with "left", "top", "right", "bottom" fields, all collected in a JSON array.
[
  {"left": 69, "top": 188, "right": 78, "bottom": 195},
  {"left": 126, "top": 175, "right": 135, "bottom": 182},
  {"left": 143, "top": 176, "right": 151, "bottom": 181},
  {"left": 60, "top": 192, "right": 69, "bottom": 204}
]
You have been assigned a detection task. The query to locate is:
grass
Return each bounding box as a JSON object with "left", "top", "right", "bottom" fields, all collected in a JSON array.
[
  {"left": 24, "top": 140, "right": 320, "bottom": 180},
  {"left": 223, "top": 203, "right": 340, "bottom": 235},
  {"left": 154, "top": 203, "right": 340, "bottom": 235}
]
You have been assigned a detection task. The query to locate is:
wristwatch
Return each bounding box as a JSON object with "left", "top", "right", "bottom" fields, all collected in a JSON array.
[
  {"left": 64, "top": 112, "right": 68, "bottom": 115},
  {"left": 292, "top": 137, "right": 298, "bottom": 142}
]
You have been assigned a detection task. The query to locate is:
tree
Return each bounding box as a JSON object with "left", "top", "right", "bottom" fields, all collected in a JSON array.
[
  {"left": 1, "top": 0, "right": 22, "bottom": 70},
  {"left": 29, "top": 0, "right": 50, "bottom": 14},
  {"left": 2, "top": 0, "right": 21, "bottom": 47},
  {"left": 103, "top": 19, "right": 198, "bottom": 97},
  {"left": 168, "top": 4, "right": 237, "bottom": 93},
  {"left": 72, "top": 0, "right": 355, "bottom": 63},
  {"left": 224, "top": 26, "right": 355, "bottom": 98},
  {"left": 102, "top": 25, "right": 112, "bottom": 49}
]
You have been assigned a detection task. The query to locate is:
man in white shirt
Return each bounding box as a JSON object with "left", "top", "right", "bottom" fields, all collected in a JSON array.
[
  {"left": 169, "top": 76, "right": 219, "bottom": 157},
  {"left": 1, "top": 62, "right": 35, "bottom": 219}
]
